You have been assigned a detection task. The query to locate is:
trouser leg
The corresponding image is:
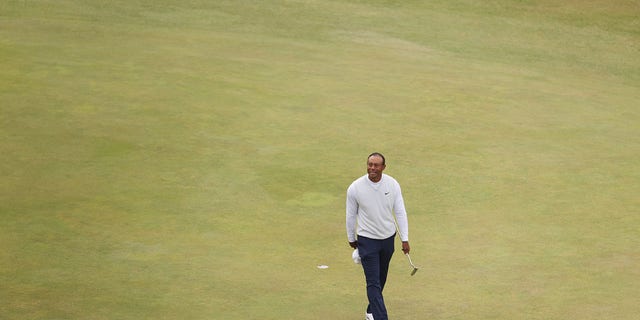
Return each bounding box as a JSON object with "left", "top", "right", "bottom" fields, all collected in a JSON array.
[
  {"left": 379, "top": 235, "right": 395, "bottom": 291},
  {"left": 358, "top": 235, "right": 395, "bottom": 320}
]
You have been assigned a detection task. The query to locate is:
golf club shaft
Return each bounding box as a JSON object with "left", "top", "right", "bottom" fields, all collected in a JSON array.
[
  {"left": 386, "top": 196, "right": 418, "bottom": 272},
  {"left": 405, "top": 253, "right": 417, "bottom": 268}
]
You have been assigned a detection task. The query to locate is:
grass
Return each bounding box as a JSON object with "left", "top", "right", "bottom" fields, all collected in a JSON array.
[{"left": 1, "top": 0, "right": 639, "bottom": 319}]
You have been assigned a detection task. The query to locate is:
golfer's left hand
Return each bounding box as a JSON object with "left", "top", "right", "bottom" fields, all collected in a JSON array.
[{"left": 402, "top": 241, "right": 410, "bottom": 254}]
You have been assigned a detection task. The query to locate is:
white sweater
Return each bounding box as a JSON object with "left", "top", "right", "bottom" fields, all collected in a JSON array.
[{"left": 346, "top": 173, "right": 409, "bottom": 242}]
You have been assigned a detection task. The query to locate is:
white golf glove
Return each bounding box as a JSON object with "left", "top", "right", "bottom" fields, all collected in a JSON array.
[{"left": 352, "top": 248, "right": 361, "bottom": 264}]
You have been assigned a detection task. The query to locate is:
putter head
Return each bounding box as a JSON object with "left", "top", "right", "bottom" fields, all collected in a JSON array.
[{"left": 405, "top": 253, "right": 419, "bottom": 276}]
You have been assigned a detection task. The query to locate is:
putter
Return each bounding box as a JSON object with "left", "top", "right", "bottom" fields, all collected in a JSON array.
[
  {"left": 387, "top": 196, "right": 420, "bottom": 276},
  {"left": 405, "top": 253, "right": 419, "bottom": 276}
]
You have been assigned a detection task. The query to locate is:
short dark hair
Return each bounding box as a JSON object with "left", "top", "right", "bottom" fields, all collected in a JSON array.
[{"left": 368, "top": 152, "right": 386, "bottom": 165}]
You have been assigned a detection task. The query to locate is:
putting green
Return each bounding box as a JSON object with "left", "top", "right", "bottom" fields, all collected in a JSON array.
[{"left": 1, "top": 1, "right": 638, "bottom": 319}]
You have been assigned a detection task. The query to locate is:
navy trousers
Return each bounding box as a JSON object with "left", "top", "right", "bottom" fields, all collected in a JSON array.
[{"left": 358, "top": 234, "right": 395, "bottom": 320}]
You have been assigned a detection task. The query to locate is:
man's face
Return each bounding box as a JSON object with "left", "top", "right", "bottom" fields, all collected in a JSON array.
[{"left": 367, "top": 155, "right": 386, "bottom": 182}]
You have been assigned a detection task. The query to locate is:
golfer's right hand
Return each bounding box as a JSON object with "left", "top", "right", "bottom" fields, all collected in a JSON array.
[{"left": 349, "top": 241, "right": 358, "bottom": 249}]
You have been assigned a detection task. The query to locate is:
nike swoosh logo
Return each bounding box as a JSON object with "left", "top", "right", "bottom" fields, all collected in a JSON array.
[{"left": 385, "top": 192, "right": 390, "bottom": 195}]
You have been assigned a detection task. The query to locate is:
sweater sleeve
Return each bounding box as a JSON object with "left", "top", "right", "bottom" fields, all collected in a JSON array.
[
  {"left": 393, "top": 183, "right": 409, "bottom": 242},
  {"left": 345, "top": 184, "right": 358, "bottom": 242}
]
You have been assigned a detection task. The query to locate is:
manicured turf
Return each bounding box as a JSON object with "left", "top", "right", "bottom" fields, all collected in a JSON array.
[{"left": 1, "top": 1, "right": 639, "bottom": 319}]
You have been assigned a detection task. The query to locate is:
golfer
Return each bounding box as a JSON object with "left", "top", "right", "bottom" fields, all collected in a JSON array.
[{"left": 346, "top": 152, "right": 410, "bottom": 320}]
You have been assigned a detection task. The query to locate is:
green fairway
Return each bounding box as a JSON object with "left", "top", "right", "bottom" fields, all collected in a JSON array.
[{"left": 1, "top": 0, "right": 639, "bottom": 319}]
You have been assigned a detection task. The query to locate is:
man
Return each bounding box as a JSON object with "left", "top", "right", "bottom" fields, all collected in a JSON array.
[{"left": 346, "top": 152, "right": 410, "bottom": 320}]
